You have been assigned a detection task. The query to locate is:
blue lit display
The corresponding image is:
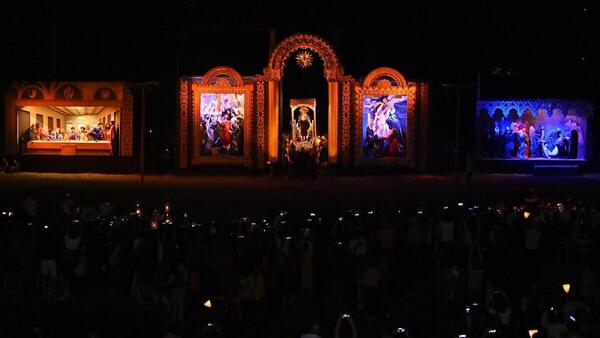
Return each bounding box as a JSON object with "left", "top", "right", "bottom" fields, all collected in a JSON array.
[{"left": 477, "top": 100, "right": 592, "bottom": 160}]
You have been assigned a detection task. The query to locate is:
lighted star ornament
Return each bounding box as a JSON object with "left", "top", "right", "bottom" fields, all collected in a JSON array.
[{"left": 295, "top": 51, "right": 314, "bottom": 69}]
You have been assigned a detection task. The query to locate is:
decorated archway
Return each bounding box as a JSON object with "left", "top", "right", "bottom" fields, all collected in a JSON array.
[
  {"left": 262, "top": 33, "right": 347, "bottom": 165},
  {"left": 177, "top": 34, "right": 430, "bottom": 170}
]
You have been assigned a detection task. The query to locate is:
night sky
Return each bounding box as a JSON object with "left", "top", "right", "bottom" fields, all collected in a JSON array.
[
  {"left": 2, "top": 1, "right": 595, "bottom": 91},
  {"left": 1, "top": 0, "right": 597, "bottom": 164}
]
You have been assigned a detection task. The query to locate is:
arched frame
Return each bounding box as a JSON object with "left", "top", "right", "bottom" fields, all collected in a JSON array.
[
  {"left": 263, "top": 34, "right": 344, "bottom": 165},
  {"left": 191, "top": 66, "right": 253, "bottom": 167},
  {"left": 354, "top": 67, "right": 417, "bottom": 167}
]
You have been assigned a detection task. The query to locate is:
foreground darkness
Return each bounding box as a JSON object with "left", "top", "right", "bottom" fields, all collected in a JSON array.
[{"left": 1, "top": 173, "right": 600, "bottom": 338}]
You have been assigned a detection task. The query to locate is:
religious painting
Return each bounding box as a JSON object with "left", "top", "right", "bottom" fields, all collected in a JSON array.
[
  {"left": 354, "top": 67, "right": 417, "bottom": 167},
  {"left": 362, "top": 95, "right": 407, "bottom": 158},
  {"left": 200, "top": 93, "right": 245, "bottom": 157},
  {"left": 190, "top": 66, "right": 253, "bottom": 167}
]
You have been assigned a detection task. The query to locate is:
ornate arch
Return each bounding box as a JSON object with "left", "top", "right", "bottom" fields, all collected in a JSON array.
[
  {"left": 363, "top": 67, "right": 408, "bottom": 88},
  {"left": 265, "top": 33, "right": 344, "bottom": 81},
  {"left": 200, "top": 66, "right": 245, "bottom": 87},
  {"left": 54, "top": 83, "right": 83, "bottom": 100},
  {"left": 190, "top": 66, "right": 253, "bottom": 167},
  {"left": 355, "top": 66, "right": 416, "bottom": 167},
  {"left": 16, "top": 81, "right": 49, "bottom": 100}
]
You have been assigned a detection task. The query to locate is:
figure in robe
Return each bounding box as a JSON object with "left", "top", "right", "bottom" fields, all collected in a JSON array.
[
  {"left": 296, "top": 107, "right": 312, "bottom": 141},
  {"left": 220, "top": 110, "right": 233, "bottom": 149}
]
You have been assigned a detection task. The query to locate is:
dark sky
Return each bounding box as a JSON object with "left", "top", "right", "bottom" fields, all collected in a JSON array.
[{"left": 2, "top": 0, "right": 596, "bottom": 98}]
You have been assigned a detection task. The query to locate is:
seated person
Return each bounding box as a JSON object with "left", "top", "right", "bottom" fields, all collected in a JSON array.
[
  {"left": 88, "top": 123, "right": 104, "bottom": 141},
  {"left": 28, "top": 124, "right": 36, "bottom": 140},
  {"left": 69, "top": 127, "right": 79, "bottom": 140},
  {"left": 34, "top": 122, "right": 43, "bottom": 140},
  {"left": 79, "top": 126, "right": 89, "bottom": 140},
  {"left": 55, "top": 128, "right": 64, "bottom": 140},
  {"left": 47, "top": 130, "right": 58, "bottom": 141}
]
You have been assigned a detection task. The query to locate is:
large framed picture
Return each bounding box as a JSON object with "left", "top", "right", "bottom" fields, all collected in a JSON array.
[
  {"left": 355, "top": 67, "right": 416, "bottom": 167},
  {"left": 191, "top": 67, "right": 253, "bottom": 166}
]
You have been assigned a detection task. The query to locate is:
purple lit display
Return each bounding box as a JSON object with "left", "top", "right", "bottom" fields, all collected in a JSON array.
[
  {"left": 362, "top": 95, "right": 407, "bottom": 158},
  {"left": 478, "top": 100, "right": 592, "bottom": 160}
]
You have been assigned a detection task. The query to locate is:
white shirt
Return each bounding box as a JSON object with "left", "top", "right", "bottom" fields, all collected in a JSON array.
[{"left": 300, "top": 334, "right": 323, "bottom": 338}]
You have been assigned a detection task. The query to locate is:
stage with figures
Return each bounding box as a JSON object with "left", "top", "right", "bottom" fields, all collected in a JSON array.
[
  {"left": 177, "top": 35, "right": 430, "bottom": 173},
  {"left": 476, "top": 99, "right": 594, "bottom": 174}
]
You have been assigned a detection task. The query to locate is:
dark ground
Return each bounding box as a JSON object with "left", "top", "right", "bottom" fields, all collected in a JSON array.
[{"left": 1, "top": 172, "right": 600, "bottom": 216}]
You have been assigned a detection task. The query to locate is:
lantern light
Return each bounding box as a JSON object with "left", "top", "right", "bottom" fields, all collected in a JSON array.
[
  {"left": 204, "top": 299, "right": 212, "bottom": 308},
  {"left": 528, "top": 329, "right": 538, "bottom": 338},
  {"left": 563, "top": 283, "right": 571, "bottom": 294}
]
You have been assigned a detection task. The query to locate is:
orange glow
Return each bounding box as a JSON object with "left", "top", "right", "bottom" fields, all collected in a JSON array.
[
  {"left": 563, "top": 284, "right": 570, "bottom": 294},
  {"left": 267, "top": 80, "right": 279, "bottom": 163},
  {"left": 135, "top": 207, "right": 141, "bottom": 217},
  {"left": 328, "top": 81, "right": 339, "bottom": 164},
  {"left": 165, "top": 202, "right": 170, "bottom": 213},
  {"left": 151, "top": 220, "right": 158, "bottom": 230}
]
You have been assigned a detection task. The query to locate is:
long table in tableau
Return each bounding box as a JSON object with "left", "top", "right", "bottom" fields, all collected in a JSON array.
[{"left": 26, "top": 140, "right": 112, "bottom": 156}]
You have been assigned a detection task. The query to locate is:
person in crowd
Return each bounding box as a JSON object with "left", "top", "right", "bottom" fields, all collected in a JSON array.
[
  {"left": 10, "top": 159, "right": 20, "bottom": 173},
  {"left": 0, "top": 195, "right": 599, "bottom": 338},
  {"left": 0, "top": 158, "right": 9, "bottom": 173},
  {"left": 301, "top": 320, "right": 324, "bottom": 338}
]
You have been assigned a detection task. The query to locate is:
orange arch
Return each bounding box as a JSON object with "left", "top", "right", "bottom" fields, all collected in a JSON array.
[
  {"left": 200, "top": 66, "right": 244, "bottom": 87},
  {"left": 363, "top": 67, "right": 408, "bottom": 88},
  {"left": 266, "top": 33, "right": 343, "bottom": 81}
]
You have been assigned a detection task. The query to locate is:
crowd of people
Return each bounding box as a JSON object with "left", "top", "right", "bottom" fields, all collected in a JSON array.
[{"left": 0, "top": 190, "right": 599, "bottom": 338}]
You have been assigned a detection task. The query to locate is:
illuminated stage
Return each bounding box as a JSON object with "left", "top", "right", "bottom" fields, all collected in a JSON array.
[
  {"left": 476, "top": 99, "right": 594, "bottom": 174},
  {"left": 4, "top": 81, "right": 134, "bottom": 159},
  {"left": 178, "top": 34, "right": 431, "bottom": 170}
]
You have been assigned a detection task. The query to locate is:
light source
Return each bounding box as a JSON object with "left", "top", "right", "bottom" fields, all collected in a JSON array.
[
  {"left": 204, "top": 299, "right": 212, "bottom": 308},
  {"left": 528, "top": 329, "right": 538, "bottom": 338},
  {"left": 563, "top": 283, "right": 571, "bottom": 294}
]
